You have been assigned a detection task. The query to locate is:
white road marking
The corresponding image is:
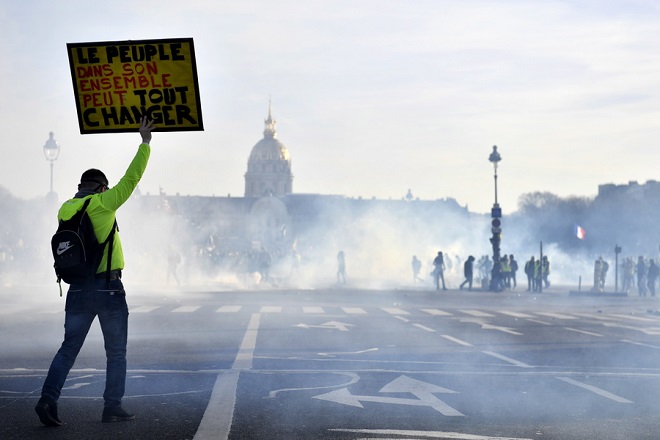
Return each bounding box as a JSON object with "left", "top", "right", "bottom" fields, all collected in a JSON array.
[
  {"left": 460, "top": 310, "right": 495, "bottom": 317},
  {"left": 329, "top": 429, "right": 534, "bottom": 440},
  {"left": 303, "top": 306, "right": 325, "bottom": 314},
  {"left": 62, "top": 382, "right": 92, "bottom": 390},
  {"left": 421, "top": 308, "right": 453, "bottom": 316},
  {"left": 499, "top": 310, "right": 534, "bottom": 318},
  {"left": 440, "top": 335, "right": 473, "bottom": 347},
  {"left": 481, "top": 323, "right": 522, "bottom": 335},
  {"left": 525, "top": 318, "right": 552, "bottom": 325},
  {"left": 193, "top": 371, "right": 239, "bottom": 440},
  {"left": 621, "top": 339, "right": 660, "bottom": 349},
  {"left": 259, "top": 306, "right": 282, "bottom": 313},
  {"left": 216, "top": 305, "right": 242, "bottom": 313},
  {"left": 318, "top": 348, "right": 379, "bottom": 357},
  {"left": 194, "top": 313, "right": 261, "bottom": 440},
  {"left": 130, "top": 305, "right": 161, "bottom": 313},
  {"left": 564, "top": 327, "right": 602, "bottom": 337},
  {"left": 571, "top": 312, "right": 618, "bottom": 321},
  {"left": 482, "top": 351, "right": 533, "bottom": 368},
  {"left": 413, "top": 323, "right": 436, "bottom": 332},
  {"left": 536, "top": 312, "right": 577, "bottom": 320},
  {"left": 608, "top": 313, "right": 657, "bottom": 322},
  {"left": 602, "top": 322, "right": 660, "bottom": 335},
  {"left": 382, "top": 307, "right": 410, "bottom": 315},
  {"left": 556, "top": 377, "right": 633, "bottom": 403},
  {"left": 233, "top": 313, "right": 260, "bottom": 370},
  {"left": 295, "top": 321, "right": 354, "bottom": 331},
  {"left": 342, "top": 307, "right": 367, "bottom": 314},
  {"left": 172, "top": 305, "right": 201, "bottom": 313},
  {"left": 394, "top": 315, "right": 410, "bottom": 323},
  {"left": 314, "top": 375, "right": 464, "bottom": 416},
  {"left": 269, "top": 372, "right": 361, "bottom": 398}
]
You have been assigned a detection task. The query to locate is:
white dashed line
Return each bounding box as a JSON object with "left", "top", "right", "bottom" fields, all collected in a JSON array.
[
  {"left": 382, "top": 307, "right": 410, "bottom": 315},
  {"left": 460, "top": 310, "right": 495, "bottom": 317},
  {"left": 172, "top": 306, "right": 201, "bottom": 313},
  {"left": 216, "top": 305, "right": 242, "bottom": 313},
  {"left": 440, "top": 335, "right": 473, "bottom": 347},
  {"left": 556, "top": 377, "right": 633, "bottom": 403},
  {"left": 342, "top": 307, "right": 367, "bottom": 315}
]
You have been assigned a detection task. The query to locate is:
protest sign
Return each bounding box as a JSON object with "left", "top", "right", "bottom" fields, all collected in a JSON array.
[{"left": 67, "top": 38, "right": 203, "bottom": 134}]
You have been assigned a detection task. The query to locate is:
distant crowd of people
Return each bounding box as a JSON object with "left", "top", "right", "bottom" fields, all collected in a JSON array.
[
  {"left": 412, "top": 251, "right": 549, "bottom": 292},
  {"left": 619, "top": 255, "right": 659, "bottom": 297}
]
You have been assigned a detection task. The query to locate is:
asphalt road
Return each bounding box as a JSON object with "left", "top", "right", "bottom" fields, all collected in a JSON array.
[{"left": 2, "top": 283, "right": 660, "bottom": 440}]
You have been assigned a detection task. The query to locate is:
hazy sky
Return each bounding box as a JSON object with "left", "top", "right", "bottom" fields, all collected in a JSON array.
[{"left": 2, "top": 0, "right": 659, "bottom": 214}]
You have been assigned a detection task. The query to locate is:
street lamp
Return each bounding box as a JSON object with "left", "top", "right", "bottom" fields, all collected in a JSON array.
[
  {"left": 488, "top": 145, "right": 503, "bottom": 292},
  {"left": 43, "top": 132, "right": 60, "bottom": 194}
]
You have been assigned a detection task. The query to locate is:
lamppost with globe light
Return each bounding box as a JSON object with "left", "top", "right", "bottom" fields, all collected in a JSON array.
[
  {"left": 43, "top": 132, "right": 60, "bottom": 194},
  {"left": 488, "top": 145, "right": 503, "bottom": 292}
]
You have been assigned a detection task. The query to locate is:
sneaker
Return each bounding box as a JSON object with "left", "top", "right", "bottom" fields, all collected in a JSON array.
[
  {"left": 35, "top": 396, "right": 62, "bottom": 427},
  {"left": 102, "top": 406, "right": 135, "bottom": 423}
]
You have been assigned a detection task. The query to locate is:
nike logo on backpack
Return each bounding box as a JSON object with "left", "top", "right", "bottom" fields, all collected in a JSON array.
[{"left": 57, "top": 241, "right": 74, "bottom": 255}]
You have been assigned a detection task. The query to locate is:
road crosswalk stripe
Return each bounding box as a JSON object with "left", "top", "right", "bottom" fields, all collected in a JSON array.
[
  {"left": 216, "top": 305, "right": 242, "bottom": 313},
  {"left": 556, "top": 377, "right": 633, "bottom": 403},
  {"left": 536, "top": 312, "right": 577, "bottom": 320},
  {"left": 259, "top": 306, "right": 282, "bottom": 313},
  {"left": 172, "top": 306, "right": 201, "bottom": 313},
  {"left": 608, "top": 313, "right": 657, "bottom": 322},
  {"left": 564, "top": 327, "right": 603, "bottom": 337},
  {"left": 440, "top": 334, "right": 473, "bottom": 346},
  {"left": 412, "top": 323, "right": 435, "bottom": 332},
  {"left": 483, "top": 351, "right": 532, "bottom": 368},
  {"left": 421, "top": 308, "right": 453, "bottom": 316},
  {"left": 303, "top": 306, "right": 325, "bottom": 314},
  {"left": 342, "top": 307, "right": 367, "bottom": 314},
  {"left": 499, "top": 311, "right": 534, "bottom": 318},
  {"left": 460, "top": 310, "right": 495, "bottom": 317},
  {"left": 382, "top": 307, "right": 410, "bottom": 315}
]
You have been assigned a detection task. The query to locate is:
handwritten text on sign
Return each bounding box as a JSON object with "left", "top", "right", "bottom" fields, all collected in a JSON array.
[{"left": 67, "top": 38, "right": 203, "bottom": 134}]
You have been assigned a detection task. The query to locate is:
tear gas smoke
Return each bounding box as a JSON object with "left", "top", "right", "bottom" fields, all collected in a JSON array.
[{"left": 0, "top": 189, "right": 652, "bottom": 296}]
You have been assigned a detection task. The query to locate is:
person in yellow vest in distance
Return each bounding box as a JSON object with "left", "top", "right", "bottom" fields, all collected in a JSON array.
[
  {"left": 36, "top": 117, "right": 155, "bottom": 427},
  {"left": 411, "top": 255, "right": 423, "bottom": 284},
  {"left": 500, "top": 255, "right": 511, "bottom": 289},
  {"left": 541, "top": 256, "right": 551, "bottom": 288},
  {"left": 509, "top": 254, "right": 519, "bottom": 289},
  {"left": 337, "top": 250, "right": 346, "bottom": 284},
  {"left": 534, "top": 258, "right": 542, "bottom": 292},
  {"left": 592, "top": 256, "right": 605, "bottom": 292}
]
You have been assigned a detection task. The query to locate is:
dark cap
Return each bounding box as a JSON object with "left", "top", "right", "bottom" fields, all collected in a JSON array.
[{"left": 80, "top": 168, "right": 108, "bottom": 186}]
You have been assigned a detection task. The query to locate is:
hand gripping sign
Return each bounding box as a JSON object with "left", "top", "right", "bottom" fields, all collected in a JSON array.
[{"left": 67, "top": 38, "right": 204, "bottom": 134}]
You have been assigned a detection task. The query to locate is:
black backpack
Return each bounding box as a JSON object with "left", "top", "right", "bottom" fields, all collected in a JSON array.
[{"left": 51, "top": 197, "right": 117, "bottom": 295}]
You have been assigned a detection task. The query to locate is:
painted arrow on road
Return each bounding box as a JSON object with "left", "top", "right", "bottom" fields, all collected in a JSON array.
[
  {"left": 313, "top": 375, "right": 464, "bottom": 416},
  {"left": 295, "top": 321, "right": 354, "bottom": 331}
]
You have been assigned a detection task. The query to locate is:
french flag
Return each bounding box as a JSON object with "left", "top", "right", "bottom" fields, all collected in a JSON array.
[{"left": 574, "top": 224, "right": 586, "bottom": 240}]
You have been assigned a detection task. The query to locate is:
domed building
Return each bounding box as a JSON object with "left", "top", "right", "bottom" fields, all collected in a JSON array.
[{"left": 244, "top": 103, "right": 293, "bottom": 198}]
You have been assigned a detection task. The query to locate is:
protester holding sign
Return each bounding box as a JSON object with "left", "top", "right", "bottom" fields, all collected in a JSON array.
[{"left": 36, "top": 117, "right": 155, "bottom": 426}]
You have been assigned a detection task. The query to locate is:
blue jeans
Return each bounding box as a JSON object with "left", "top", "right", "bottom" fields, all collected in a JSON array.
[{"left": 41, "top": 278, "right": 129, "bottom": 408}]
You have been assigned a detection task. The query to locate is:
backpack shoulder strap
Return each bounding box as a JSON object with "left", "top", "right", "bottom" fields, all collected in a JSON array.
[{"left": 103, "top": 219, "right": 119, "bottom": 286}]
